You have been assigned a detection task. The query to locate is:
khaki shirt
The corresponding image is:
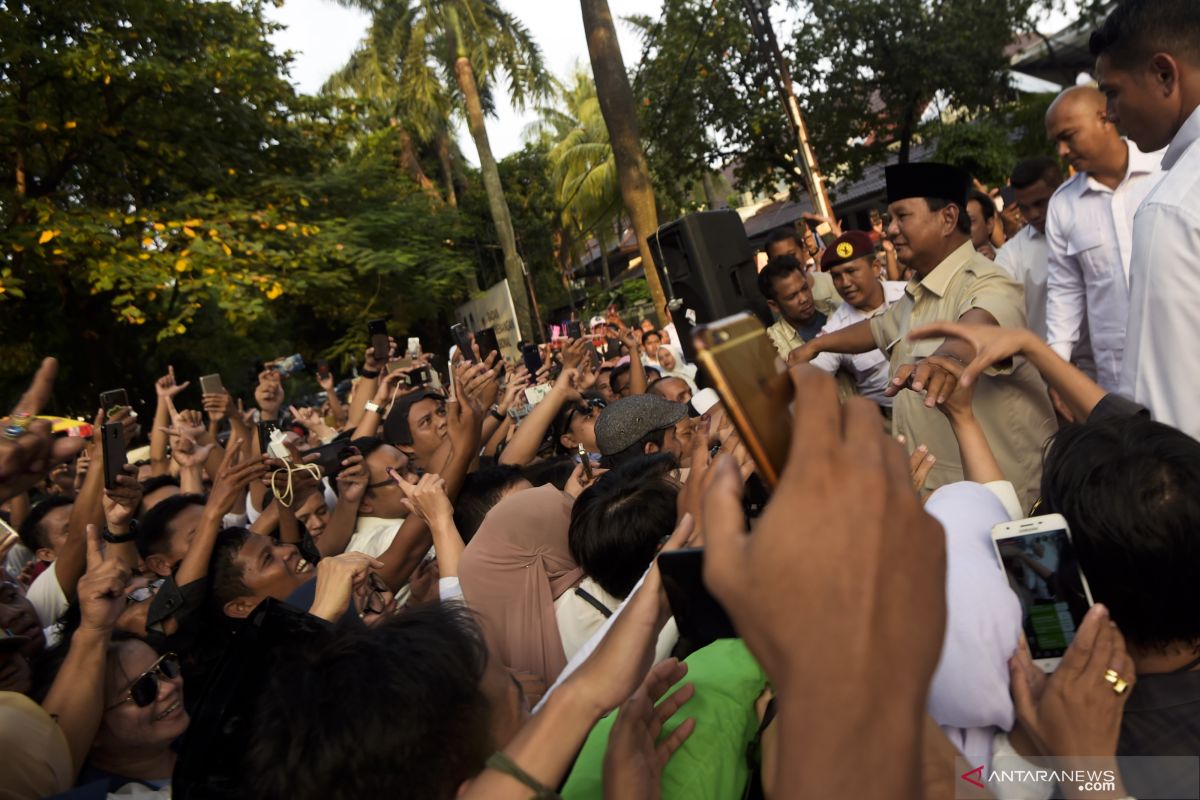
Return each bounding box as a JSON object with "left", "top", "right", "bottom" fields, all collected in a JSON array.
[
  {"left": 868, "top": 241, "right": 1056, "bottom": 509},
  {"left": 766, "top": 272, "right": 842, "bottom": 361}
]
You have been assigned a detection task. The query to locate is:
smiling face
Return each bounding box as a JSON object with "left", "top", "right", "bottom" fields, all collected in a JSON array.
[
  {"left": 94, "top": 640, "right": 189, "bottom": 756},
  {"left": 228, "top": 535, "right": 313, "bottom": 613},
  {"left": 885, "top": 198, "right": 959, "bottom": 273}
]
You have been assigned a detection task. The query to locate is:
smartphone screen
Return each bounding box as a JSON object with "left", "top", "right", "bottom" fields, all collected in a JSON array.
[
  {"left": 101, "top": 422, "right": 126, "bottom": 491},
  {"left": 993, "top": 522, "right": 1094, "bottom": 661},
  {"left": 521, "top": 343, "right": 543, "bottom": 376},
  {"left": 368, "top": 318, "right": 389, "bottom": 362},
  {"left": 475, "top": 327, "right": 500, "bottom": 360},
  {"left": 566, "top": 320, "right": 582, "bottom": 340},
  {"left": 451, "top": 323, "right": 476, "bottom": 363}
]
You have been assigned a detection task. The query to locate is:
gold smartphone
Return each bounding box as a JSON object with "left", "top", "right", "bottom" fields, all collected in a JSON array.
[{"left": 693, "top": 313, "right": 793, "bottom": 489}]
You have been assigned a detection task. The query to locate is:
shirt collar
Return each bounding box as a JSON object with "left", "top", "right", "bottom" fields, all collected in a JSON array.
[
  {"left": 1082, "top": 139, "right": 1161, "bottom": 194},
  {"left": 909, "top": 240, "right": 975, "bottom": 299},
  {"left": 1163, "top": 104, "right": 1200, "bottom": 171}
]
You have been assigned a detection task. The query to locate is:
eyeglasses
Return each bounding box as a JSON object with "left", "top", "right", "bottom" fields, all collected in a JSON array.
[
  {"left": 361, "top": 573, "right": 391, "bottom": 616},
  {"left": 564, "top": 398, "right": 606, "bottom": 431},
  {"left": 106, "top": 653, "right": 181, "bottom": 710},
  {"left": 367, "top": 464, "right": 409, "bottom": 490}
]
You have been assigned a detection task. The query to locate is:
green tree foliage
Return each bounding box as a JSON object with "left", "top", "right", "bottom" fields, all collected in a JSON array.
[
  {"left": 929, "top": 92, "right": 1058, "bottom": 185},
  {"left": 0, "top": 0, "right": 473, "bottom": 407},
  {"left": 791, "top": 0, "right": 1038, "bottom": 179}
]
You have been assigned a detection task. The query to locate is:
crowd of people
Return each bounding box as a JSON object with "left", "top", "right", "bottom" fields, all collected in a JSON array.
[{"left": 0, "top": 1, "right": 1197, "bottom": 798}]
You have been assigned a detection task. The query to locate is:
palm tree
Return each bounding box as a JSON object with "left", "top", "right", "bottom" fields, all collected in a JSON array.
[
  {"left": 580, "top": 0, "right": 668, "bottom": 326},
  {"left": 327, "top": 0, "right": 551, "bottom": 338},
  {"left": 527, "top": 68, "right": 622, "bottom": 286}
]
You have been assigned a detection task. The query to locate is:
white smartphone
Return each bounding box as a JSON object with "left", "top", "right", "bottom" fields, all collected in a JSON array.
[
  {"left": 991, "top": 513, "right": 1095, "bottom": 672},
  {"left": 406, "top": 337, "right": 421, "bottom": 358}
]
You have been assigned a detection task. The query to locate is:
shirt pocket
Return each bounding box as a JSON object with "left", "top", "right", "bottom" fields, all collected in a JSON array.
[{"left": 1065, "top": 228, "right": 1113, "bottom": 285}]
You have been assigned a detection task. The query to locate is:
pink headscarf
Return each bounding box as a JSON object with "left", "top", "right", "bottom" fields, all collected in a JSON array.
[{"left": 458, "top": 484, "right": 583, "bottom": 700}]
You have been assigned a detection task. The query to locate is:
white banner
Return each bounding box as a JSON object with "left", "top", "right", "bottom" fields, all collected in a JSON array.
[{"left": 455, "top": 279, "right": 522, "bottom": 361}]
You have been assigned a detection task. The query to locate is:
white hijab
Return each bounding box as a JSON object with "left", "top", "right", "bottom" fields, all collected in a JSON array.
[{"left": 925, "top": 482, "right": 1023, "bottom": 772}]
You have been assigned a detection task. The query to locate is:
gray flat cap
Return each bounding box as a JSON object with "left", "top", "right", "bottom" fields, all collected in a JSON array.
[{"left": 594, "top": 394, "right": 688, "bottom": 456}]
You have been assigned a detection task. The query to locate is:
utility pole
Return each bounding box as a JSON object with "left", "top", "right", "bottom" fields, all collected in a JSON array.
[{"left": 742, "top": 0, "right": 834, "bottom": 218}]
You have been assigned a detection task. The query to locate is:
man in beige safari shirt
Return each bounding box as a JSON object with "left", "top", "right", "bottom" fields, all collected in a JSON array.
[{"left": 791, "top": 162, "right": 1056, "bottom": 508}]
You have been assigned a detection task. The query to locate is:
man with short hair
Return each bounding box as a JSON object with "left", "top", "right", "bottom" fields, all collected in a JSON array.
[
  {"left": 647, "top": 375, "right": 692, "bottom": 407},
  {"left": 807, "top": 231, "right": 906, "bottom": 408},
  {"left": 965, "top": 190, "right": 999, "bottom": 260},
  {"left": 1090, "top": 0, "right": 1200, "bottom": 436},
  {"left": 994, "top": 156, "right": 1063, "bottom": 341},
  {"left": 1044, "top": 84, "right": 1164, "bottom": 392},
  {"left": 762, "top": 226, "right": 841, "bottom": 328},
  {"left": 758, "top": 255, "right": 831, "bottom": 362},
  {"left": 382, "top": 388, "right": 447, "bottom": 472},
  {"left": 792, "top": 162, "right": 1056, "bottom": 506},
  {"left": 594, "top": 394, "right": 687, "bottom": 469}
]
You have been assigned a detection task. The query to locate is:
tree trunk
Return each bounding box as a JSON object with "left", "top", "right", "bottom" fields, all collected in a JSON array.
[
  {"left": 449, "top": 55, "right": 534, "bottom": 340},
  {"left": 435, "top": 127, "right": 458, "bottom": 208},
  {"left": 389, "top": 118, "right": 441, "bottom": 200},
  {"left": 580, "top": 0, "right": 668, "bottom": 327},
  {"left": 700, "top": 172, "right": 721, "bottom": 209}
]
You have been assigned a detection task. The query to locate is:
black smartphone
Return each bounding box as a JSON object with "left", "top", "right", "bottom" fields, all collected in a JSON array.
[
  {"left": 99, "top": 388, "right": 128, "bottom": 413},
  {"left": 566, "top": 320, "right": 582, "bottom": 340},
  {"left": 657, "top": 548, "right": 737, "bottom": 646},
  {"left": 257, "top": 420, "right": 279, "bottom": 455},
  {"left": 101, "top": 422, "right": 126, "bottom": 491},
  {"left": 451, "top": 323, "right": 476, "bottom": 363},
  {"left": 475, "top": 327, "right": 500, "bottom": 361},
  {"left": 405, "top": 366, "right": 433, "bottom": 388},
  {"left": 309, "top": 443, "right": 357, "bottom": 480},
  {"left": 521, "top": 343, "right": 543, "bottom": 376},
  {"left": 367, "top": 318, "right": 389, "bottom": 362}
]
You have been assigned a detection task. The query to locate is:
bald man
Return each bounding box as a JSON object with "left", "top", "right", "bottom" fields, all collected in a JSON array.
[{"left": 1043, "top": 85, "right": 1165, "bottom": 392}]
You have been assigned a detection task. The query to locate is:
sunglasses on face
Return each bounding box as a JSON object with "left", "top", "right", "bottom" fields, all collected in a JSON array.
[
  {"left": 107, "top": 653, "right": 181, "bottom": 710},
  {"left": 565, "top": 398, "right": 606, "bottom": 430}
]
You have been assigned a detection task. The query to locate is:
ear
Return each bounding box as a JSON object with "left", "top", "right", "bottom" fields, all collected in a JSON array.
[
  {"left": 944, "top": 204, "right": 962, "bottom": 236},
  {"left": 1151, "top": 52, "right": 1180, "bottom": 96},
  {"left": 644, "top": 441, "right": 662, "bottom": 455},
  {"left": 559, "top": 432, "right": 577, "bottom": 451},
  {"left": 223, "top": 596, "right": 259, "bottom": 620},
  {"left": 144, "top": 554, "right": 173, "bottom": 578},
  {"left": 35, "top": 547, "right": 56, "bottom": 563},
  {"left": 766, "top": 298, "right": 780, "bottom": 314}
]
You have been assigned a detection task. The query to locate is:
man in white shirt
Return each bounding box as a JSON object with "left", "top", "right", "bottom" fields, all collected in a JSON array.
[
  {"left": 1091, "top": 0, "right": 1200, "bottom": 436},
  {"left": 808, "top": 231, "right": 906, "bottom": 408},
  {"left": 994, "top": 156, "right": 1063, "bottom": 341},
  {"left": 1043, "top": 85, "right": 1164, "bottom": 392}
]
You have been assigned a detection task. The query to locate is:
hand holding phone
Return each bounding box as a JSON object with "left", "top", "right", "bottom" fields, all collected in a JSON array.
[
  {"left": 451, "top": 323, "right": 476, "bottom": 364},
  {"left": 368, "top": 319, "right": 390, "bottom": 364},
  {"left": 99, "top": 389, "right": 129, "bottom": 414},
  {"left": 101, "top": 422, "right": 127, "bottom": 491}
]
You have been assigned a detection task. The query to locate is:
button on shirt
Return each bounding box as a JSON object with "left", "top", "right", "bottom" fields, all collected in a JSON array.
[
  {"left": 868, "top": 241, "right": 1057, "bottom": 509},
  {"left": 1120, "top": 105, "right": 1200, "bottom": 438},
  {"left": 811, "top": 280, "right": 907, "bottom": 406},
  {"left": 1044, "top": 141, "right": 1165, "bottom": 391}
]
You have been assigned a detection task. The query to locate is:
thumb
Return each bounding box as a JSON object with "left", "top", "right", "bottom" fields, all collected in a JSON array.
[
  {"left": 85, "top": 523, "right": 105, "bottom": 571},
  {"left": 176, "top": 380, "right": 191, "bottom": 392}
]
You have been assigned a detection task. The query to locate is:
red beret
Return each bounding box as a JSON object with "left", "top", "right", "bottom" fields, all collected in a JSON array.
[{"left": 820, "top": 230, "right": 876, "bottom": 270}]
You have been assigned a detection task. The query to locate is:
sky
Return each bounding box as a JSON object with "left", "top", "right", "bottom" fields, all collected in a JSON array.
[{"left": 263, "top": 0, "right": 662, "bottom": 163}]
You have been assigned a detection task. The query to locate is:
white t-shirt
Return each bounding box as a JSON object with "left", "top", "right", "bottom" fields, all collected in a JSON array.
[{"left": 27, "top": 562, "right": 69, "bottom": 629}]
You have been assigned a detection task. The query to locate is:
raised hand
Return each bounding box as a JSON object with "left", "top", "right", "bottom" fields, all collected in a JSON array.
[
  {"left": 563, "top": 459, "right": 606, "bottom": 499},
  {"left": 334, "top": 451, "right": 368, "bottom": 504},
  {"left": 102, "top": 464, "right": 144, "bottom": 529},
  {"left": 309, "top": 551, "right": 384, "bottom": 623},
  {"left": 906, "top": 321, "right": 1038, "bottom": 389},
  {"left": 884, "top": 354, "right": 964, "bottom": 408},
  {"left": 1010, "top": 604, "right": 1135, "bottom": 762},
  {"left": 395, "top": 473, "right": 454, "bottom": 525},
  {"left": 202, "top": 391, "right": 231, "bottom": 424},
  {"left": 77, "top": 524, "right": 134, "bottom": 633},
  {"left": 701, "top": 366, "right": 945, "bottom": 794},
  {"left": 154, "top": 365, "right": 191, "bottom": 400},
  {"left": 562, "top": 338, "right": 589, "bottom": 371},
  {"left": 0, "top": 357, "right": 87, "bottom": 502},
  {"left": 317, "top": 371, "right": 336, "bottom": 393},
  {"left": 602, "top": 658, "right": 697, "bottom": 800},
  {"left": 364, "top": 336, "right": 398, "bottom": 373},
  {"left": 206, "top": 437, "right": 268, "bottom": 518},
  {"left": 161, "top": 426, "right": 213, "bottom": 469}
]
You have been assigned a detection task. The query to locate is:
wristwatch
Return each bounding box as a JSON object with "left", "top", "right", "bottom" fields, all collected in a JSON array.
[
  {"left": 489, "top": 407, "right": 506, "bottom": 422},
  {"left": 364, "top": 401, "right": 382, "bottom": 414},
  {"left": 360, "top": 368, "right": 381, "bottom": 379},
  {"left": 102, "top": 520, "right": 138, "bottom": 544}
]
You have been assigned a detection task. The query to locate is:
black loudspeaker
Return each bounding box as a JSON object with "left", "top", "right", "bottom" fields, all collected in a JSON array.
[{"left": 648, "top": 210, "right": 772, "bottom": 364}]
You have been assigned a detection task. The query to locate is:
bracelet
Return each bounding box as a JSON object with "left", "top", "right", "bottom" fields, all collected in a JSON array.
[
  {"left": 364, "top": 401, "right": 382, "bottom": 414},
  {"left": 360, "top": 368, "right": 381, "bottom": 379},
  {"left": 489, "top": 408, "right": 506, "bottom": 422},
  {"left": 102, "top": 521, "right": 138, "bottom": 544},
  {"left": 485, "top": 751, "right": 561, "bottom": 800}
]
